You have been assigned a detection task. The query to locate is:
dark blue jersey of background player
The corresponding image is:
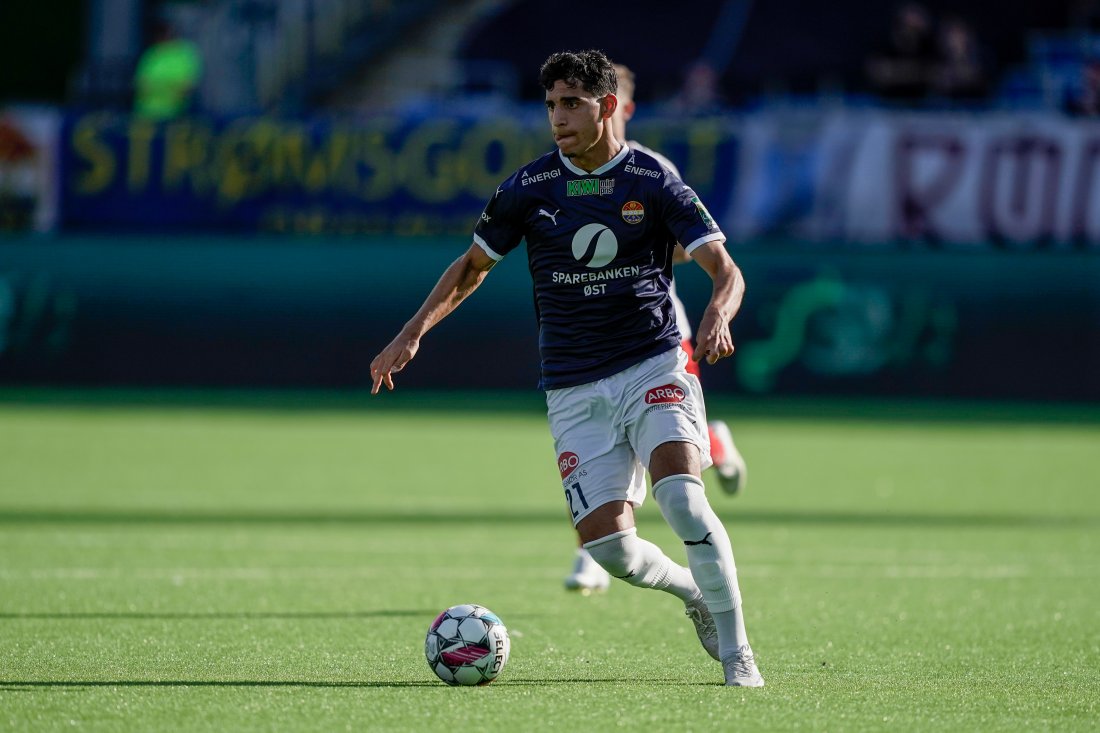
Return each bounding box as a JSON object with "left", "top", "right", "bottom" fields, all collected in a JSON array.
[{"left": 473, "top": 145, "right": 724, "bottom": 389}]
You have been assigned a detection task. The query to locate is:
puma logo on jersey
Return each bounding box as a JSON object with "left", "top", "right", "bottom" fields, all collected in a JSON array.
[
  {"left": 538, "top": 208, "right": 560, "bottom": 226},
  {"left": 684, "top": 532, "right": 713, "bottom": 547}
]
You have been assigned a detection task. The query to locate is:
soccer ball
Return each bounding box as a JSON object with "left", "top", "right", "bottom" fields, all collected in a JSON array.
[{"left": 424, "top": 604, "right": 510, "bottom": 686}]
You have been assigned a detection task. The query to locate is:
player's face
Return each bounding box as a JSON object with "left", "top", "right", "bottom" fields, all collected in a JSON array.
[{"left": 544, "top": 80, "right": 613, "bottom": 160}]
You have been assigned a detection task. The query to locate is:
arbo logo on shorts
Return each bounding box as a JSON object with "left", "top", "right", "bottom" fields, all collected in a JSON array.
[
  {"left": 557, "top": 451, "right": 581, "bottom": 478},
  {"left": 571, "top": 223, "right": 618, "bottom": 268},
  {"left": 645, "top": 384, "right": 686, "bottom": 404}
]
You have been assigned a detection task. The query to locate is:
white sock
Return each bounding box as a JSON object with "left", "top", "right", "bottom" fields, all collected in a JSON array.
[
  {"left": 583, "top": 528, "right": 700, "bottom": 603},
  {"left": 713, "top": 609, "right": 750, "bottom": 658},
  {"left": 574, "top": 547, "right": 603, "bottom": 574},
  {"left": 653, "top": 473, "right": 751, "bottom": 658}
]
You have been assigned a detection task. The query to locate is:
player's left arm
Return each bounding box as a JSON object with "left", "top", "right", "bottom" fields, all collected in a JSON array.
[{"left": 687, "top": 240, "right": 744, "bottom": 365}]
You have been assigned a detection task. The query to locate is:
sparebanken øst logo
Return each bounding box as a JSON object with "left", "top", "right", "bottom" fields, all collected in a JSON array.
[
  {"left": 571, "top": 223, "right": 619, "bottom": 268},
  {"left": 558, "top": 451, "right": 581, "bottom": 478},
  {"left": 645, "top": 384, "right": 686, "bottom": 404}
]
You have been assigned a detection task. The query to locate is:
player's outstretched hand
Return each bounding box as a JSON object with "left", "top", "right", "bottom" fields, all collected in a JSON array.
[
  {"left": 692, "top": 311, "right": 735, "bottom": 365},
  {"left": 370, "top": 334, "right": 420, "bottom": 394}
]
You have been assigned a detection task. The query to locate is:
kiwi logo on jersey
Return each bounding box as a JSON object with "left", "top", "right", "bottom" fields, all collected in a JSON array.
[
  {"left": 571, "top": 223, "right": 619, "bottom": 268},
  {"left": 691, "top": 196, "right": 715, "bottom": 228},
  {"left": 567, "top": 178, "right": 615, "bottom": 197}
]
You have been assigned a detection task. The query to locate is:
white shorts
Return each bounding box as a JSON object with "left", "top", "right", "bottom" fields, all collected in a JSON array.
[{"left": 545, "top": 347, "right": 712, "bottom": 526}]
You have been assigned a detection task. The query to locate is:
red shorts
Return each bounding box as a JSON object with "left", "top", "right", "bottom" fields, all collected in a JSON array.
[{"left": 681, "top": 338, "right": 701, "bottom": 378}]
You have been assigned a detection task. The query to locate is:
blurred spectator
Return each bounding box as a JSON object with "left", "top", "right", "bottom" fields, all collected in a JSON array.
[
  {"left": 1064, "top": 58, "right": 1100, "bottom": 115},
  {"left": 930, "top": 15, "right": 989, "bottom": 101},
  {"left": 662, "top": 60, "right": 728, "bottom": 116},
  {"left": 133, "top": 18, "right": 203, "bottom": 120},
  {"left": 865, "top": 2, "right": 937, "bottom": 101}
]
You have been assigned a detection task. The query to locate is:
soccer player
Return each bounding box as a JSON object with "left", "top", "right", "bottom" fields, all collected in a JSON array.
[
  {"left": 370, "top": 50, "right": 764, "bottom": 687},
  {"left": 563, "top": 62, "right": 748, "bottom": 595}
]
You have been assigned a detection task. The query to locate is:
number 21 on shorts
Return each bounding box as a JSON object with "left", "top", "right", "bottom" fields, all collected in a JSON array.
[{"left": 564, "top": 482, "right": 589, "bottom": 519}]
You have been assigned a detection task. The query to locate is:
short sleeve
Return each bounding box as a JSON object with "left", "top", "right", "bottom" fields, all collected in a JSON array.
[
  {"left": 658, "top": 172, "right": 725, "bottom": 254},
  {"left": 473, "top": 173, "right": 525, "bottom": 260}
]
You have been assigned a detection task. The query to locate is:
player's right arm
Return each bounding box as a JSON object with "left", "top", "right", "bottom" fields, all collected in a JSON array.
[
  {"left": 370, "top": 243, "right": 497, "bottom": 394},
  {"left": 687, "top": 239, "right": 744, "bottom": 365}
]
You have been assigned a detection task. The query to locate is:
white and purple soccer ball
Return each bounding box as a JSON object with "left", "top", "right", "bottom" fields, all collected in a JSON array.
[{"left": 425, "top": 604, "right": 510, "bottom": 686}]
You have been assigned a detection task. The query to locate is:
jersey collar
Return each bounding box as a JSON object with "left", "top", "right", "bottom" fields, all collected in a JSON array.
[{"left": 558, "top": 143, "right": 631, "bottom": 177}]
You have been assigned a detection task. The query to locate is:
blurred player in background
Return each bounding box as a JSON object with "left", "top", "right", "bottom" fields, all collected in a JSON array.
[
  {"left": 564, "top": 62, "right": 748, "bottom": 595},
  {"left": 371, "top": 50, "right": 763, "bottom": 686}
]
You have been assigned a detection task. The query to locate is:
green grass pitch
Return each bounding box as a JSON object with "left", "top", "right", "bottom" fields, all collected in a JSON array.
[{"left": 1, "top": 389, "right": 1098, "bottom": 731}]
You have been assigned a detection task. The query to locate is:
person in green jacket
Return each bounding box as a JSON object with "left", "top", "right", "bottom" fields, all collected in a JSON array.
[{"left": 133, "top": 20, "right": 202, "bottom": 120}]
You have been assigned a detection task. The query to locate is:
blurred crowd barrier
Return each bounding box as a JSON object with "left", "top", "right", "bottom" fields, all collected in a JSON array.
[
  {"left": 1, "top": 105, "right": 1098, "bottom": 398},
  {"left": 3, "top": 105, "right": 1100, "bottom": 248},
  {"left": 0, "top": 236, "right": 1096, "bottom": 399}
]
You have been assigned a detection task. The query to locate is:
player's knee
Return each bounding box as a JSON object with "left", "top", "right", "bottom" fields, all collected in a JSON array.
[
  {"left": 653, "top": 474, "right": 710, "bottom": 535},
  {"left": 582, "top": 528, "right": 641, "bottom": 579}
]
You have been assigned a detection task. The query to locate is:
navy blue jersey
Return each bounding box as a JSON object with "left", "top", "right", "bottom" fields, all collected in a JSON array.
[{"left": 473, "top": 144, "right": 724, "bottom": 389}]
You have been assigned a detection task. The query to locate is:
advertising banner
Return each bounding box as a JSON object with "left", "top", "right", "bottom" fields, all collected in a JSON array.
[
  {"left": 0, "top": 106, "right": 60, "bottom": 233},
  {"left": 728, "top": 111, "right": 1100, "bottom": 249},
  {"left": 57, "top": 112, "right": 740, "bottom": 236},
  {"left": 2, "top": 236, "right": 1097, "bottom": 399},
  {"left": 56, "top": 108, "right": 1100, "bottom": 249}
]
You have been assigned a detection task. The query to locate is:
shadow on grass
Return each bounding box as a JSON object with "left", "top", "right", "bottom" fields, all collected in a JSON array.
[
  {"left": 2, "top": 387, "right": 1099, "bottom": 424},
  {"left": 0, "top": 508, "right": 1094, "bottom": 529},
  {"left": 0, "top": 388, "right": 548, "bottom": 417},
  {"left": 0, "top": 681, "right": 441, "bottom": 689},
  {"left": 0, "top": 610, "right": 433, "bottom": 621},
  {"left": 0, "top": 679, "right": 716, "bottom": 689}
]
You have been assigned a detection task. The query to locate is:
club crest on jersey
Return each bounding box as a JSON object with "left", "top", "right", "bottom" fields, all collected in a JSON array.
[
  {"left": 567, "top": 178, "right": 615, "bottom": 197},
  {"left": 645, "top": 384, "right": 686, "bottom": 404},
  {"left": 558, "top": 451, "right": 581, "bottom": 478},
  {"left": 621, "top": 201, "right": 644, "bottom": 224}
]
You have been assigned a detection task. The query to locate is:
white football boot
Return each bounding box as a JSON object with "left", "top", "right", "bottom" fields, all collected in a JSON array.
[
  {"left": 684, "top": 597, "right": 721, "bottom": 661},
  {"left": 708, "top": 420, "right": 747, "bottom": 496},
  {"left": 563, "top": 548, "right": 611, "bottom": 594},
  {"left": 722, "top": 645, "right": 765, "bottom": 687}
]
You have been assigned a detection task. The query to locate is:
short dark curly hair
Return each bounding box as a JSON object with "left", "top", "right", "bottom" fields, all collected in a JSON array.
[{"left": 538, "top": 49, "right": 617, "bottom": 97}]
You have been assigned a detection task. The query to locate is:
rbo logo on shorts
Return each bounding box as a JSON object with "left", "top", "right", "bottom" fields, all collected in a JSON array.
[
  {"left": 645, "top": 384, "right": 686, "bottom": 404},
  {"left": 557, "top": 451, "right": 580, "bottom": 478}
]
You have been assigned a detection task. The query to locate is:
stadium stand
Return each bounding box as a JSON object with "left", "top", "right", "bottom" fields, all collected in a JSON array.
[
  {"left": 45, "top": 0, "right": 1100, "bottom": 115},
  {"left": 452, "top": 0, "right": 1077, "bottom": 110}
]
